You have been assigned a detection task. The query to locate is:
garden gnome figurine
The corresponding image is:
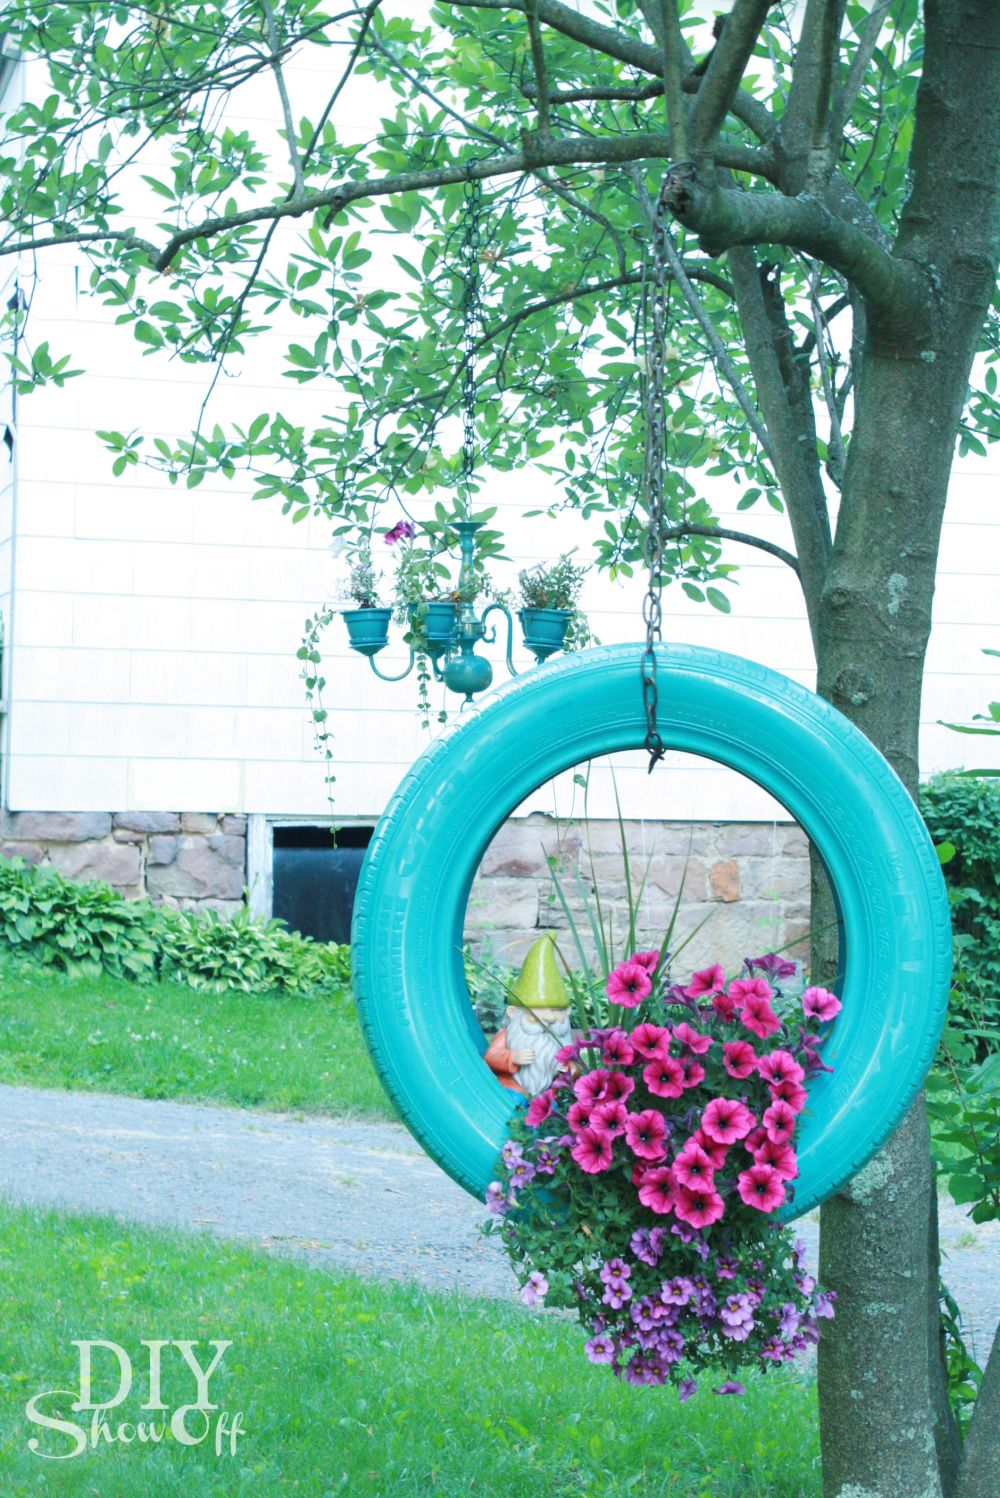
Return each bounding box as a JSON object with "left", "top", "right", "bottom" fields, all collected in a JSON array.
[{"left": 484, "top": 933, "right": 574, "bottom": 1097}]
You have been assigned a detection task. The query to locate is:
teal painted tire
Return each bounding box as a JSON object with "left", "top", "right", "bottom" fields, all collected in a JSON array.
[{"left": 352, "top": 643, "right": 952, "bottom": 1219}]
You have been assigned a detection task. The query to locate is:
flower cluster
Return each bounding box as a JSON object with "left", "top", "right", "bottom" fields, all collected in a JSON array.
[{"left": 484, "top": 952, "right": 840, "bottom": 1398}]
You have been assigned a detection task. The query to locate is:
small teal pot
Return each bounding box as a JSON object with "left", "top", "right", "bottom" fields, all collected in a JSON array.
[
  {"left": 408, "top": 599, "right": 458, "bottom": 659},
  {"left": 518, "top": 607, "right": 572, "bottom": 662},
  {"left": 342, "top": 606, "right": 392, "bottom": 657}
]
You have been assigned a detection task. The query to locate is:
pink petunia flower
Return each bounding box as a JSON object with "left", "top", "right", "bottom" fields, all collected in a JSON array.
[
  {"left": 762, "top": 1098, "right": 798, "bottom": 1146},
  {"left": 625, "top": 1108, "right": 669, "bottom": 1161},
  {"left": 574, "top": 1069, "right": 611, "bottom": 1107},
  {"left": 643, "top": 1056, "right": 685, "bottom": 1099},
  {"left": 606, "top": 961, "right": 653, "bottom": 1008},
  {"left": 604, "top": 1071, "right": 635, "bottom": 1104},
  {"left": 525, "top": 1088, "right": 556, "bottom": 1128},
  {"left": 672, "top": 1141, "right": 716, "bottom": 1189},
  {"left": 802, "top": 986, "right": 843, "bottom": 1023},
  {"left": 757, "top": 1050, "right": 805, "bottom": 1087},
  {"left": 722, "top": 1040, "right": 759, "bottom": 1079},
  {"left": 638, "top": 1165, "right": 677, "bottom": 1215},
  {"left": 743, "top": 1125, "right": 768, "bottom": 1154},
  {"left": 737, "top": 1163, "right": 787, "bottom": 1212},
  {"left": 770, "top": 1077, "right": 808, "bottom": 1114},
  {"left": 632, "top": 949, "right": 661, "bottom": 974},
  {"left": 679, "top": 1055, "right": 706, "bottom": 1090},
  {"left": 753, "top": 1137, "right": 799, "bottom": 1181},
  {"left": 701, "top": 1096, "right": 756, "bottom": 1145},
  {"left": 555, "top": 1041, "right": 583, "bottom": 1065},
  {"left": 727, "top": 975, "right": 774, "bottom": 1006},
  {"left": 591, "top": 1099, "right": 630, "bottom": 1139},
  {"left": 740, "top": 992, "right": 782, "bottom": 1040},
  {"left": 601, "top": 1030, "right": 635, "bottom": 1067},
  {"left": 571, "top": 1126, "right": 615, "bottom": 1174},
  {"left": 674, "top": 1183, "right": 726, "bottom": 1230},
  {"left": 711, "top": 989, "right": 739, "bottom": 1022},
  {"left": 684, "top": 963, "right": 726, "bottom": 998},
  {"left": 631, "top": 1022, "right": 672, "bottom": 1060},
  {"left": 673, "top": 1022, "right": 713, "bottom": 1056},
  {"left": 691, "top": 1128, "right": 729, "bottom": 1170},
  {"left": 568, "top": 1099, "right": 597, "bottom": 1133}
]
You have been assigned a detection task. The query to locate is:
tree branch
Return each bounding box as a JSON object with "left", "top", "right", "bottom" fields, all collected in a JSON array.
[
  {"left": 831, "top": 0, "right": 892, "bottom": 145},
  {"left": 686, "top": 0, "right": 776, "bottom": 159},
  {"left": 662, "top": 521, "right": 799, "bottom": 573},
  {"left": 631, "top": 169, "right": 776, "bottom": 469},
  {"left": 655, "top": 0, "right": 689, "bottom": 159},
  {"left": 261, "top": 0, "right": 305, "bottom": 202},
  {"left": 777, "top": 0, "right": 845, "bottom": 192},
  {"left": 443, "top": 0, "right": 776, "bottom": 141},
  {"left": 661, "top": 167, "right": 927, "bottom": 325},
  {"left": 524, "top": 0, "right": 552, "bottom": 139},
  {"left": 726, "top": 245, "right": 831, "bottom": 641}
]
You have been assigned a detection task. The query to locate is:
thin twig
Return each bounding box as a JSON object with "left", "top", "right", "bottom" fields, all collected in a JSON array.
[
  {"left": 261, "top": 0, "right": 305, "bottom": 203},
  {"left": 662, "top": 522, "right": 799, "bottom": 574},
  {"left": 525, "top": 0, "right": 551, "bottom": 139}
]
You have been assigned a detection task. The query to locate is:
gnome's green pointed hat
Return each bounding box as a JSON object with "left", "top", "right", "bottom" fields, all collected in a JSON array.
[{"left": 511, "top": 933, "right": 570, "bottom": 1010}]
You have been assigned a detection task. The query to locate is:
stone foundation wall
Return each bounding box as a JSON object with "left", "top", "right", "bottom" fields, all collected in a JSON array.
[
  {"left": 0, "top": 808, "right": 813, "bottom": 970},
  {"left": 0, "top": 811, "right": 247, "bottom": 916},
  {"left": 465, "top": 813, "right": 812, "bottom": 977}
]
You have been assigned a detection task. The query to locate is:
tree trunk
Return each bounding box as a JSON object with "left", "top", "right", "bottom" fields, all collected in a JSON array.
[{"left": 814, "top": 333, "right": 974, "bottom": 1496}]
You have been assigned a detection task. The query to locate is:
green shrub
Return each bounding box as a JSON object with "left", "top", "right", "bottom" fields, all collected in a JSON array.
[
  {"left": 920, "top": 773, "right": 1000, "bottom": 1047},
  {"left": 0, "top": 855, "right": 349, "bottom": 995}
]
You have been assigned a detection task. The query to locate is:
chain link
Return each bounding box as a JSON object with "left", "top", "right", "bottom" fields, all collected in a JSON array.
[
  {"left": 640, "top": 187, "right": 672, "bottom": 773},
  {"left": 459, "top": 171, "right": 483, "bottom": 510}
]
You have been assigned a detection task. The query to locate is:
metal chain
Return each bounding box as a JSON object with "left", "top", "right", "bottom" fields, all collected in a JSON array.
[
  {"left": 640, "top": 187, "right": 672, "bottom": 773},
  {"left": 459, "top": 170, "right": 483, "bottom": 511}
]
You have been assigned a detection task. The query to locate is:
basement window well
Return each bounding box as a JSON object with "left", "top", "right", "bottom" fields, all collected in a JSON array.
[{"left": 271, "top": 824, "right": 373, "bottom": 944}]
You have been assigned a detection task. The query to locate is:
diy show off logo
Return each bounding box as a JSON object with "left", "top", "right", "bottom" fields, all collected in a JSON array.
[{"left": 24, "top": 1339, "right": 245, "bottom": 1460}]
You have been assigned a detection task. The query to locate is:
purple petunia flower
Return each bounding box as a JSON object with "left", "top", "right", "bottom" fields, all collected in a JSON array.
[
  {"left": 712, "top": 1380, "right": 746, "bottom": 1396},
  {"left": 519, "top": 1270, "right": 548, "bottom": 1307},
  {"left": 678, "top": 1376, "right": 698, "bottom": 1402},
  {"left": 585, "top": 1333, "right": 616, "bottom": 1365}
]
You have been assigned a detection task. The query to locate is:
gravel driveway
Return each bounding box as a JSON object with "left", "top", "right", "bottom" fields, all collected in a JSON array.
[{"left": 1, "top": 1083, "right": 996, "bottom": 1361}]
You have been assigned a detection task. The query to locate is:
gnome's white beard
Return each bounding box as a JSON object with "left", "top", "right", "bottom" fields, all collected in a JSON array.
[{"left": 505, "top": 1007, "right": 574, "bottom": 1097}]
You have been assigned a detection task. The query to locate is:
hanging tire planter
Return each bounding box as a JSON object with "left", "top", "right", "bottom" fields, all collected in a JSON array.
[{"left": 352, "top": 642, "right": 952, "bottom": 1220}]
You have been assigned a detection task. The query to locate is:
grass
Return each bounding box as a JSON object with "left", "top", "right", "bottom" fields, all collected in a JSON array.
[
  {"left": 0, "top": 1201, "right": 821, "bottom": 1497},
  {"left": 0, "top": 956, "right": 395, "bottom": 1121}
]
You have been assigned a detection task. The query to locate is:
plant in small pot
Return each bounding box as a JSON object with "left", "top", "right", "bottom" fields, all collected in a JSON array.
[
  {"left": 391, "top": 535, "right": 458, "bottom": 726},
  {"left": 517, "top": 553, "right": 588, "bottom": 662},
  {"left": 340, "top": 547, "right": 391, "bottom": 657}
]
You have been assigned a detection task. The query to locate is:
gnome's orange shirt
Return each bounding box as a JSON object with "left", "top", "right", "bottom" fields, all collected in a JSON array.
[{"left": 483, "top": 1028, "right": 529, "bottom": 1096}]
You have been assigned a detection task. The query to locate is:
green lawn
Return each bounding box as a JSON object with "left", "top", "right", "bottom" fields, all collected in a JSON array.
[
  {"left": 0, "top": 957, "right": 395, "bottom": 1121},
  {"left": 0, "top": 1201, "right": 821, "bottom": 1497}
]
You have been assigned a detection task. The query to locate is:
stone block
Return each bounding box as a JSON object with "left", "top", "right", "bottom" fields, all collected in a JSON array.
[
  {"left": 221, "top": 815, "right": 247, "bottom": 836},
  {"left": 739, "top": 857, "right": 809, "bottom": 902},
  {"left": 779, "top": 825, "right": 810, "bottom": 857},
  {"left": 0, "top": 842, "right": 43, "bottom": 865},
  {"left": 112, "top": 828, "right": 146, "bottom": 844},
  {"left": 148, "top": 835, "right": 178, "bottom": 866},
  {"left": 113, "top": 812, "right": 181, "bottom": 834},
  {"left": 207, "top": 833, "right": 246, "bottom": 868},
  {"left": 47, "top": 840, "right": 142, "bottom": 888},
  {"left": 468, "top": 876, "right": 539, "bottom": 932},
  {"left": 176, "top": 898, "right": 243, "bottom": 920},
  {"left": 710, "top": 859, "right": 740, "bottom": 903},
  {"left": 147, "top": 836, "right": 243, "bottom": 900},
  {"left": 716, "top": 824, "right": 782, "bottom": 857},
  {"left": 181, "top": 813, "right": 219, "bottom": 834},
  {"left": 647, "top": 855, "right": 707, "bottom": 901},
  {"left": 479, "top": 820, "right": 571, "bottom": 878},
  {"left": 3, "top": 811, "right": 112, "bottom": 842}
]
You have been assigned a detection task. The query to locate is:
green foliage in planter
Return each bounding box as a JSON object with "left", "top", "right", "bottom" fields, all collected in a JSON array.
[
  {"left": 0, "top": 855, "right": 349, "bottom": 995},
  {"left": 920, "top": 773, "right": 1000, "bottom": 1044},
  {"left": 0, "top": 857, "right": 160, "bottom": 980}
]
